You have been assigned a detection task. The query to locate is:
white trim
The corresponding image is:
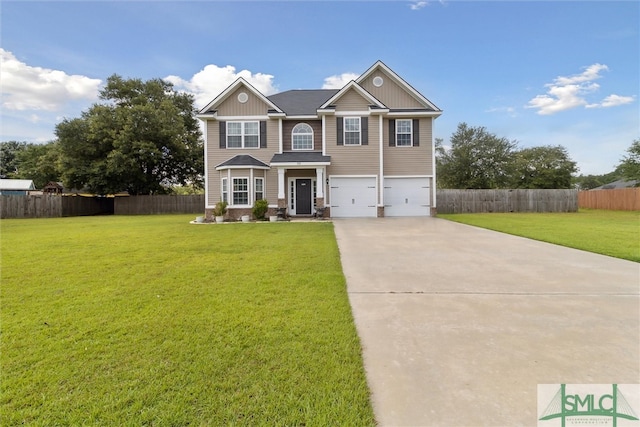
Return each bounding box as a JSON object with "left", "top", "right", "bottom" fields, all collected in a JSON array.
[
  {"left": 199, "top": 77, "right": 283, "bottom": 114},
  {"left": 379, "top": 115, "right": 384, "bottom": 207},
  {"left": 231, "top": 176, "right": 250, "bottom": 206},
  {"left": 221, "top": 176, "right": 228, "bottom": 204},
  {"left": 226, "top": 121, "right": 260, "bottom": 149},
  {"left": 320, "top": 80, "right": 386, "bottom": 110},
  {"left": 270, "top": 162, "right": 330, "bottom": 168},
  {"left": 218, "top": 115, "right": 269, "bottom": 121},
  {"left": 395, "top": 118, "right": 413, "bottom": 147},
  {"left": 321, "top": 115, "right": 326, "bottom": 155},
  {"left": 384, "top": 175, "right": 433, "bottom": 179},
  {"left": 284, "top": 115, "right": 319, "bottom": 120},
  {"left": 335, "top": 111, "right": 371, "bottom": 117},
  {"left": 343, "top": 117, "right": 362, "bottom": 146},
  {"left": 204, "top": 118, "right": 210, "bottom": 208},
  {"left": 278, "top": 118, "right": 283, "bottom": 154},
  {"left": 386, "top": 111, "right": 441, "bottom": 117},
  {"left": 291, "top": 123, "right": 314, "bottom": 151},
  {"left": 216, "top": 165, "right": 270, "bottom": 171},
  {"left": 431, "top": 117, "right": 437, "bottom": 209},
  {"left": 254, "top": 176, "right": 265, "bottom": 202},
  {"left": 355, "top": 61, "right": 441, "bottom": 112}
]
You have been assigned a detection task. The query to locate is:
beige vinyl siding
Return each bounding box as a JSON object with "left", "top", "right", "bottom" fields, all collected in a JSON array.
[
  {"left": 205, "top": 118, "right": 280, "bottom": 206},
  {"left": 360, "top": 71, "right": 424, "bottom": 110},
  {"left": 383, "top": 117, "right": 433, "bottom": 176},
  {"left": 216, "top": 87, "right": 270, "bottom": 116},
  {"left": 334, "top": 89, "right": 371, "bottom": 111},
  {"left": 325, "top": 115, "right": 380, "bottom": 206},
  {"left": 282, "top": 120, "right": 322, "bottom": 151}
]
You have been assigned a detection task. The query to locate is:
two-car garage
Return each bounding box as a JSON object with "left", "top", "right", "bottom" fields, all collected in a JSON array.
[{"left": 329, "top": 176, "right": 431, "bottom": 218}]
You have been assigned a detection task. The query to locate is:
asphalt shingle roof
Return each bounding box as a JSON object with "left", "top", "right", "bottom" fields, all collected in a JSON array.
[
  {"left": 216, "top": 155, "right": 269, "bottom": 168},
  {"left": 267, "top": 90, "right": 339, "bottom": 116}
]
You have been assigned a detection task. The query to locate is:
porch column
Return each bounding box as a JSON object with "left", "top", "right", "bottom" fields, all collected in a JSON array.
[
  {"left": 277, "top": 167, "right": 286, "bottom": 208},
  {"left": 315, "top": 167, "right": 324, "bottom": 198}
]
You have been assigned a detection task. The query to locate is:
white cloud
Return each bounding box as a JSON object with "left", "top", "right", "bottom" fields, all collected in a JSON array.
[
  {"left": 0, "top": 48, "right": 101, "bottom": 112},
  {"left": 526, "top": 63, "right": 634, "bottom": 115},
  {"left": 410, "top": 1, "right": 428, "bottom": 10},
  {"left": 321, "top": 73, "right": 359, "bottom": 89},
  {"left": 586, "top": 94, "right": 636, "bottom": 109},
  {"left": 165, "top": 64, "right": 277, "bottom": 109}
]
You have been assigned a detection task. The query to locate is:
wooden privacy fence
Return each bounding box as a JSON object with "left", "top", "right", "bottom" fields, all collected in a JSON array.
[
  {"left": 578, "top": 188, "right": 640, "bottom": 211},
  {"left": 114, "top": 195, "right": 205, "bottom": 215},
  {"left": 0, "top": 194, "right": 113, "bottom": 218},
  {"left": 436, "top": 189, "right": 578, "bottom": 214},
  {"left": 1, "top": 194, "right": 62, "bottom": 218}
]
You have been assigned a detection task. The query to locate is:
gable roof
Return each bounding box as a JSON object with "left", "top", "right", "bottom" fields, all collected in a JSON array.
[
  {"left": 357, "top": 60, "right": 441, "bottom": 112},
  {"left": 0, "top": 179, "right": 36, "bottom": 190},
  {"left": 198, "top": 77, "right": 283, "bottom": 115},
  {"left": 267, "top": 90, "right": 338, "bottom": 116},
  {"left": 319, "top": 80, "right": 387, "bottom": 110}
]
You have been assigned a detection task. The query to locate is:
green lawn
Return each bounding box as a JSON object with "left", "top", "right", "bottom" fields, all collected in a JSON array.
[
  {"left": 438, "top": 209, "right": 640, "bottom": 262},
  {"left": 0, "top": 215, "right": 375, "bottom": 426}
]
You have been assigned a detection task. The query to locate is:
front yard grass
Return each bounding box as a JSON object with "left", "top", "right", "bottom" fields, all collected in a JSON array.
[
  {"left": 0, "top": 215, "right": 375, "bottom": 425},
  {"left": 438, "top": 209, "right": 639, "bottom": 262}
]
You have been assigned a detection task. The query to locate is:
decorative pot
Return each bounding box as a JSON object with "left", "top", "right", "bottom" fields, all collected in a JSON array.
[
  {"left": 269, "top": 215, "right": 278, "bottom": 222},
  {"left": 241, "top": 215, "right": 250, "bottom": 223},
  {"left": 215, "top": 216, "right": 224, "bottom": 223},
  {"left": 195, "top": 216, "right": 204, "bottom": 223}
]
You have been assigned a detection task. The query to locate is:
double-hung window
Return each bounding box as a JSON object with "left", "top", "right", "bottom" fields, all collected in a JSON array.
[
  {"left": 221, "top": 178, "right": 228, "bottom": 203},
  {"left": 227, "top": 121, "right": 259, "bottom": 149},
  {"left": 232, "top": 178, "right": 249, "bottom": 205},
  {"left": 292, "top": 123, "right": 314, "bottom": 150},
  {"left": 396, "top": 119, "right": 413, "bottom": 147},
  {"left": 254, "top": 177, "right": 264, "bottom": 201},
  {"left": 344, "top": 117, "right": 361, "bottom": 145}
]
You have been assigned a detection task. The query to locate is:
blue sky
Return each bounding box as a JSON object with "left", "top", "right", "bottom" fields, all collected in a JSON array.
[{"left": 1, "top": 0, "right": 638, "bottom": 175}]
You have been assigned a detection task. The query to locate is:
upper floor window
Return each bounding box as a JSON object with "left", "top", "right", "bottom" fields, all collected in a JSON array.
[
  {"left": 396, "top": 119, "right": 413, "bottom": 147},
  {"left": 292, "top": 123, "right": 314, "bottom": 150},
  {"left": 227, "top": 121, "right": 259, "bottom": 149},
  {"left": 344, "top": 117, "right": 361, "bottom": 146}
]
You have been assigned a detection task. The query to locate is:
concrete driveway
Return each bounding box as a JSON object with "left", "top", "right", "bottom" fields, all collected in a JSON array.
[{"left": 333, "top": 217, "right": 640, "bottom": 427}]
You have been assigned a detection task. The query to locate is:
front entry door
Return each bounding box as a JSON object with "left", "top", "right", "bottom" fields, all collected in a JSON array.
[{"left": 296, "top": 179, "right": 312, "bottom": 215}]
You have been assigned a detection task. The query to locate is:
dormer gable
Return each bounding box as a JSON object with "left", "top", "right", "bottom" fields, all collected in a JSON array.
[
  {"left": 318, "top": 80, "right": 387, "bottom": 113},
  {"left": 198, "top": 77, "right": 283, "bottom": 117}
]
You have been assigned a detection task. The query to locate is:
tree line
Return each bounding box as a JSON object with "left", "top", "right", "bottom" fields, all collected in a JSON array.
[
  {"left": 436, "top": 123, "right": 639, "bottom": 190},
  {"left": 1, "top": 76, "right": 638, "bottom": 193}
]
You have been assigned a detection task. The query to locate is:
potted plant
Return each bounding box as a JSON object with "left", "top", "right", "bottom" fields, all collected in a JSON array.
[{"left": 213, "top": 201, "right": 227, "bottom": 223}]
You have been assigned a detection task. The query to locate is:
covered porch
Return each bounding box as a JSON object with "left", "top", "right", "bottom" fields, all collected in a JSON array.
[{"left": 270, "top": 152, "right": 331, "bottom": 217}]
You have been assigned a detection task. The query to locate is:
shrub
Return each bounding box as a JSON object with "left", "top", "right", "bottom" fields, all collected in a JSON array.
[
  {"left": 252, "top": 199, "right": 269, "bottom": 220},
  {"left": 213, "top": 201, "right": 228, "bottom": 217}
]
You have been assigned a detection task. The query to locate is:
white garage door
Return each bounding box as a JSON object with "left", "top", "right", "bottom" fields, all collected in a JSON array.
[
  {"left": 384, "top": 177, "right": 431, "bottom": 217},
  {"left": 330, "top": 177, "right": 377, "bottom": 218}
]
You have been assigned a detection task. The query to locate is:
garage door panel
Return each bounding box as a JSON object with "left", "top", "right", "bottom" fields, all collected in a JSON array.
[
  {"left": 384, "top": 178, "right": 431, "bottom": 217},
  {"left": 330, "top": 177, "right": 377, "bottom": 218}
]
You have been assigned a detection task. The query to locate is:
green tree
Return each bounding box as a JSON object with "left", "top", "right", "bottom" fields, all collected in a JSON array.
[
  {"left": 14, "top": 141, "right": 62, "bottom": 188},
  {"left": 510, "top": 145, "right": 578, "bottom": 189},
  {"left": 0, "top": 141, "right": 28, "bottom": 178},
  {"left": 437, "top": 123, "right": 517, "bottom": 189},
  {"left": 56, "top": 75, "right": 203, "bottom": 195},
  {"left": 617, "top": 139, "right": 640, "bottom": 183}
]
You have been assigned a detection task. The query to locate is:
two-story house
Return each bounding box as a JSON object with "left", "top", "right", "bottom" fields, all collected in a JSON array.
[{"left": 197, "top": 60, "right": 442, "bottom": 219}]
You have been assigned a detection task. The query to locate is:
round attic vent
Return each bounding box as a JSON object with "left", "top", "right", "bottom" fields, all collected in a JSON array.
[
  {"left": 373, "top": 76, "right": 384, "bottom": 87},
  {"left": 237, "top": 92, "right": 249, "bottom": 103}
]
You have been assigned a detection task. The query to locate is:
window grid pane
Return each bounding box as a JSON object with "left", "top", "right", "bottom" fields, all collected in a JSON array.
[
  {"left": 396, "top": 119, "right": 412, "bottom": 146},
  {"left": 293, "top": 134, "right": 313, "bottom": 150},
  {"left": 344, "top": 118, "right": 361, "bottom": 145},
  {"left": 255, "top": 178, "right": 264, "bottom": 201},
  {"left": 233, "top": 178, "right": 248, "bottom": 205}
]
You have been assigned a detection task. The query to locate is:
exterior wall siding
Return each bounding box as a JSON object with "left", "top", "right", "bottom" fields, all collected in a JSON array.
[
  {"left": 216, "top": 87, "right": 270, "bottom": 116},
  {"left": 360, "top": 71, "right": 424, "bottom": 109},
  {"left": 383, "top": 117, "right": 433, "bottom": 176},
  {"left": 334, "top": 89, "right": 371, "bottom": 111}
]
